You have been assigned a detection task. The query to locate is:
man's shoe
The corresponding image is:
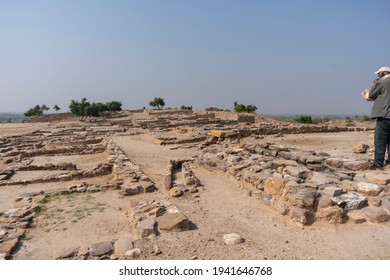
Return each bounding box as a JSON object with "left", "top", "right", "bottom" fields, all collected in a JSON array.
[{"left": 369, "top": 164, "right": 384, "bottom": 170}]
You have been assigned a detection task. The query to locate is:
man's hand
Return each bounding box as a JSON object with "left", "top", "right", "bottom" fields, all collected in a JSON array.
[{"left": 373, "top": 78, "right": 381, "bottom": 84}]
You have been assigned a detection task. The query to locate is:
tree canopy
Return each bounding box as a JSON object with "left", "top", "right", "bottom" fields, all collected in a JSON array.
[
  {"left": 233, "top": 101, "right": 257, "bottom": 113},
  {"left": 149, "top": 97, "right": 165, "bottom": 109},
  {"left": 69, "top": 98, "right": 122, "bottom": 121},
  {"left": 24, "top": 104, "right": 50, "bottom": 117}
]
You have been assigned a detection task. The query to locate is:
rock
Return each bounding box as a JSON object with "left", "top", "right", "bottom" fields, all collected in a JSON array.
[
  {"left": 331, "top": 192, "right": 368, "bottom": 211},
  {"left": 316, "top": 206, "right": 344, "bottom": 224},
  {"left": 284, "top": 166, "right": 310, "bottom": 179},
  {"left": 363, "top": 207, "right": 390, "bottom": 223},
  {"left": 121, "top": 185, "right": 140, "bottom": 196},
  {"left": 290, "top": 207, "right": 314, "bottom": 225},
  {"left": 114, "top": 239, "right": 134, "bottom": 257},
  {"left": 169, "top": 187, "right": 183, "bottom": 197},
  {"left": 155, "top": 213, "right": 190, "bottom": 232},
  {"left": 322, "top": 186, "right": 344, "bottom": 197},
  {"left": 273, "top": 199, "right": 290, "bottom": 215},
  {"left": 287, "top": 187, "right": 317, "bottom": 209},
  {"left": 347, "top": 210, "right": 367, "bottom": 224},
  {"left": 137, "top": 218, "right": 156, "bottom": 238},
  {"left": 89, "top": 242, "right": 114, "bottom": 257},
  {"left": 353, "top": 143, "right": 369, "bottom": 153},
  {"left": 317, "top": 195, "right": 335, "bottom": 208},
  {"left": 324, "top": 158, "right": 344, "bottom": 169},
  {"left": 356, "top": 182, "right": 382, "bottom": 196},
  {"left": 0, "top": 238, "right": 19, "bottom": 255},
  {"left": 382, "top": 196, "right": 390, "bottom": 214},
  {"left": 54, "top": 246, "right": 79, "bottom": 260},
  {"left": 223, "top": 233, "right": 244, "bottom": 245},
  {"left": 0, "top": 229, "right": 8, "bottom": 237},
  {"left": 271, "top": 159, "right": 298, "bottom": 169},
  {"left": 309, "top": 172, "right": 334, "bottom": 186},
  {"left": 136, "top": 182, "right": 156, "bottom": 193},
  {"left": 0, "top": 253, "right": 7, "bottom": 260},
  {"left": 342, "top": 160, "right": 372, "bottom": 171},
  {"left": 125, "top": 248, "right": 141, "bottom": 258},
  {"left": 285, "top": 180, "right": 299, "bottom": 188},
  {"left": 365, "top": 173, "right": 390, "bottom": 185},
  {"left": 370, "top": 197, "right": 382, "bottom": 207},
  {"left": 211, "top": 130, "right": 226, "bottom": 138},
  {"left": 264, "top": 177, "right": 285, "bottom": 195}
]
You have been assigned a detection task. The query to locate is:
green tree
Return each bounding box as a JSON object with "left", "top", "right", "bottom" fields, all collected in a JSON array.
[
  {"left": 180, "top": 105, "right": 193, "bottom": 110},
  {"left": 106, "top": 101, "right": 122, "bottom": 112},
  {"left": 84, "top": 102, "right": 108, "bottom": 117},
  {"left": 69, "top": 98, "right": 90, "bottom": 121},
  {"left": 149, "top": 97, "right": 165, "bottom": 109},
  {"left": 24, "top": 104, "right": 49, "bottom": 117},
  {"left": 233, "top": 101, "right": 257, "bottom": 113},
  {"left": 295, "top": 115, "right": 313, "bottom": 124},
  {"left": 53, "top": 105, "right": 61, "bottom": 112}
]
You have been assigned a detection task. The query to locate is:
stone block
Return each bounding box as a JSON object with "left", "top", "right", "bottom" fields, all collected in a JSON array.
[
  {"left": 356, "top": 182, "right": 382, "bottom": 196},
  {"left": 290, "top": 207, "right": 314, "bottom": 225},
  {"left": 322, "top": 186, "right": 344, "bottom": 197},
  {"left": 121, "top": 185, "right": 140, "bottom": 196},
  {"left": 284, "top": 165, "right": 310, "bottom": 179},
  {"left": 382, "top": 196, "right": 390, "bottom": 214},
  {"left": 89, "top": 242, "right": 114, "bottom": 257},
  {"left": 309, "top": 172, "right": 335, "bottom": 186},
  {"left": 0, "top": 238, "right": 19, "bottom": 255},
  {"left": 347, "top": 210, "right": 367, "bottom": 224},
  {"left": 165, "top": 175, "right": 172, "bottom": 190},
  {"left": 363, "top": 207, "right": 390, "bottom": 223},
  {"left": 264, "top": 177, "right": 285, "bottom": 195},
  {"left": 271, "top": 159, "right": 298, "bottom": 169},
  {"left": 155, "top": 213, "right": 190, "bottom": 232},
  {"left": 331, "top": 192, "right": 368, "bottom": 211},
  {"left": 316, "top": 206, "right": 344, "bottom": 224},
  {"left": 137, "top": 218, "right": 156, "bottom": 238},
  {"left": 210, "top": 130, "right": 226, "bottom": 138},
  {"left": 317, "top": 195, "right": 335, "bottom": 208},
  {"left": 114, "top": 239, "right": 134, "bottom": 257},
  {"left": 287, "top": 187, "right": 317, "bottom": 209},
  {"left": 343, "top": 160, "right": 372, "bottom": 171},
  {"left": 273, "top": 199, "right": 289, "bottom": 215},
  {"left": 365, "top": 173, "right": 390, "bottom": 185},
  {"left": 169, "top": 187, "right": 183, "bottom": 197}
]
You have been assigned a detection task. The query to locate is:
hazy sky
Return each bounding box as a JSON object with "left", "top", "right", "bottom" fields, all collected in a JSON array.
[{"left": 1, "top": 0, "right": 389, "bottom": 115}]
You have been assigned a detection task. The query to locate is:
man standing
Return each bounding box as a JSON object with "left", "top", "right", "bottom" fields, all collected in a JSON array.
[{"left": 364, "top": 66, "right": 390, "bottom": 168}]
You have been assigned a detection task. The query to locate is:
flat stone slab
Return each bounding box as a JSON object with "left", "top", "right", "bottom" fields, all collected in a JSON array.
[
  {"left": 356, "top": 182, "right": 382, "bottom": 196},
  {"left": 365, "top": 173, "right": 390, "bottom": 185},
  {"left": 89, "top": 241, "right": 114, "bottom": 257},
  {"left": 331, "top": 192, "right": 368, "bottom": 211},
  {"left": 155, "top": 213, "right": 190, "bottom": 232},
  {"left": 322, "top": 186, "right": 344, "bottom": 197}
]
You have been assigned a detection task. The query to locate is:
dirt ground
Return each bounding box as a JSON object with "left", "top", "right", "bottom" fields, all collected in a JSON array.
[{"left": 2, "top": 120, "right": 390, "bottom": 260}]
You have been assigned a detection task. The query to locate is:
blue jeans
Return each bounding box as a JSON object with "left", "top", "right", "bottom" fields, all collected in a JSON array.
[{"left": 374, "top": 117, "right": 390, "bottom": 167}]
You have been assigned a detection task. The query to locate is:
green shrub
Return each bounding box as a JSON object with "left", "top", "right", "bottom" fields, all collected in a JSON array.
[{"left": 295, "top": 115, "right": 313, "bottom": 124}]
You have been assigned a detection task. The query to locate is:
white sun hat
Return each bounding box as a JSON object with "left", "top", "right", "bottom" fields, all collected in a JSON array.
[{"left": 375, "top": 66, "right": 390, "bottom": 74}]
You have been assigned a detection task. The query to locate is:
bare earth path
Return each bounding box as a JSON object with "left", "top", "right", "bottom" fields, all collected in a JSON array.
[{"left": 113, "top": 134, "right": 390, "bottom": 260}]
